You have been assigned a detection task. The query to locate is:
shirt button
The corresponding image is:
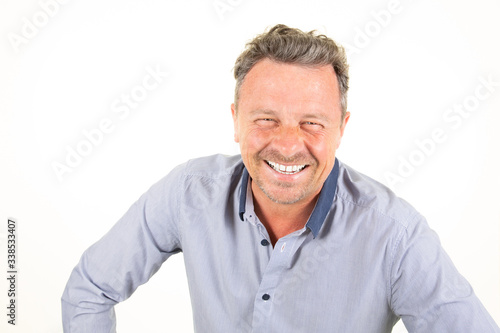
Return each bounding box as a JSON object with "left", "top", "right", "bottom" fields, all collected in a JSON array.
[
  {"left": 260, "top": 239, "right": 270, "bottom": 246},
  {"left": 262, "top": 293, "right": 270, "bottom": 301}
]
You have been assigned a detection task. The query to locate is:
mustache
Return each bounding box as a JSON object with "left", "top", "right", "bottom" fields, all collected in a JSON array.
[{"left": 256, "top": 149, "right": 315, "bottom": 165}]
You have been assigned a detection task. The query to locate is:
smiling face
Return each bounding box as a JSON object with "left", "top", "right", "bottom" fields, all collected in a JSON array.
[{"left": 232, "top": 58, "right": 349, "bottom": 206}]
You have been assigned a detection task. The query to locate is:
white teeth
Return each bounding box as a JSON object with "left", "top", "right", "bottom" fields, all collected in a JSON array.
[{"left": 266, "top": 161, "right": 306, "bottom": 175}]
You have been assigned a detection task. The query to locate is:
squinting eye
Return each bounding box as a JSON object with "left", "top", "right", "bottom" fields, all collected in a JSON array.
[
  {"left": 302, "top": 121, "right": 324, "bottom": 132},
  {"left": 256, "top": 118, "right": 276, "bottom": 126}
]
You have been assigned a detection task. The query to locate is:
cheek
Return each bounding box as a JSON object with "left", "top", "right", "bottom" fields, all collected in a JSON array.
[
  {"left": 306, "top": 132, "right": 338, "bottom": 163},
  {"left": 242, "top": 127, "right": 273, "bottom": 151}
]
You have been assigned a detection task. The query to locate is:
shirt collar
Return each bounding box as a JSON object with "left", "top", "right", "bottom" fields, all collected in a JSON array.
[{"left": 238, "top": 158, "right": 339, "bottom": 238}]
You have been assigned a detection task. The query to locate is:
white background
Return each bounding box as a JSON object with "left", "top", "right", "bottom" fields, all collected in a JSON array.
[{"left": 1, "top": 0, "right": 499, "bottom": 332}]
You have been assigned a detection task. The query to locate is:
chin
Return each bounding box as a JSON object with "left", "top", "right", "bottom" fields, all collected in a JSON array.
[{"left": 259, "top": 184, "right": 309, "bottom": 205}]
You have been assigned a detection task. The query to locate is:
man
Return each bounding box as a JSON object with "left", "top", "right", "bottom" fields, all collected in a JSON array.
[{"left": 62, "top": 24, "right": 500, "bottom": 332}]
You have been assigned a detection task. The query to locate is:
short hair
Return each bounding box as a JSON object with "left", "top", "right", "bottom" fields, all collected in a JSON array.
[{"left": 233, "top": 24, "right": 349, "bottom": 121}]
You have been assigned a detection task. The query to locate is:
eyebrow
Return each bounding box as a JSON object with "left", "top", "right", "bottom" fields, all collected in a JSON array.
[
  {"left": 249, "top": 109, "right": 277, "bottom": 116},
  {"left": 301, "top": 113, "right": 331, "bottom": 123},
  {"left": 249, "top": 108, "right": 333, "bottom": 124},
  {"left": 250, "top": 109, "right": 329, "bottom": 121}
]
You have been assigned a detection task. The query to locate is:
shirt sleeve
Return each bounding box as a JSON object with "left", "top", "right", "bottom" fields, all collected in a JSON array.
[
  {"left": 61, "top": 164, "right": 185, "bottom": 333},
  {"left": 389, "top": 213, "right": 500, "bottom": 332}
]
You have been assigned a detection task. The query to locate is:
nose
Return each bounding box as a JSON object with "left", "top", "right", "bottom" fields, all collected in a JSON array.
[{"left": 272, "top": 126, "right": 303, "bottom": 158}]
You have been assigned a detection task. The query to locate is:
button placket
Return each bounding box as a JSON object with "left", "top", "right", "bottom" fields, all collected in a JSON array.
[{"left": 251, "top": 235, "right": 305, "bottom": 330}]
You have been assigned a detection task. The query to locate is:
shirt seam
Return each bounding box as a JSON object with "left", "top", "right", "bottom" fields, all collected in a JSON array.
[
  {"left": 184, "top": 157, "right": 238, "bottom": 180},
  {"left": 176, "top": 173, "right": 184, "bottom": 246},
  {"left": 178, "top": 157, "right": 244, "bottom": 243},
  {"left": 386, "top": 212, "right": 421, "bottom": 313},
  {"left": 335, "top": 191, "right": 415, "bottom": 228},
  {"left": 334, "top": 191, "right": 421, "bottom": 311}
]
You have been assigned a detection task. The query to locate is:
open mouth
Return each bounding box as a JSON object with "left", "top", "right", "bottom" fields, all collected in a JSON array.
[{"left": 266, "top": 160, "right": 307, "bottom": 175}]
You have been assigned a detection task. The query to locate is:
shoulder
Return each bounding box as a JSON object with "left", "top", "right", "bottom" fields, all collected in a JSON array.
[
  {"left": 148, "top": 154, "right": 244, "bottom": 196},
  {"left": 182, "top": 154, "right": 245, "bottom": 179},
  {"left": 335, "top": 160, "right": 421, "bottom": 229}
]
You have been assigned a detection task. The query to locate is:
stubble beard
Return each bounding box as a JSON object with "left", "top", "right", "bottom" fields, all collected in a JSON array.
[{"left": 251, "top": 150, "right": 317, "bottom": 205}]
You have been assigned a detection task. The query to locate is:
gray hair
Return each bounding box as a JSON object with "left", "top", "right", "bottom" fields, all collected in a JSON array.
[{"left": 233, "top": 24, "right": 349, "bottom": 122}]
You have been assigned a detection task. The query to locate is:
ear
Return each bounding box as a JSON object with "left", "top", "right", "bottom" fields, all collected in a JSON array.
[
  {"left": 336, "top": 111, "right": 350, "bottom": 149},
  {"left": 231, "top": 103, "right": 240, "bottom": 143}
]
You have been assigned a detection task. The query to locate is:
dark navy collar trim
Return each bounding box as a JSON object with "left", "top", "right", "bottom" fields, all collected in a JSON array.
[
  {"left": 306, "top": 158, "right": 339, "bottom": 238},
  {"left": 238, "top": 168, "right": 249, "bottom": 221},
  {"left": 238, "top": 158, "right": 339, "bottom": 237}
]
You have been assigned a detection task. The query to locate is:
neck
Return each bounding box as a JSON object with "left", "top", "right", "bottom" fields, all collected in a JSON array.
[{"left": 251, "top": 182, "right": 319, "bottom": 247}]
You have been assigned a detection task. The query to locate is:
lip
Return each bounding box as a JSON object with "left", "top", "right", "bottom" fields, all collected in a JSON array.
[
  {"left": 262, "top": 159, "right": 309, "bottom": 181},
  {"left": 266, "top": 160, "right": 307, "bottom": 174}
]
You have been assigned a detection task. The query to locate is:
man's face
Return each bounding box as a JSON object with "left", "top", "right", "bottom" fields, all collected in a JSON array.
[{"left": 232, "top": 58, "right": 349, "bottom": 205}]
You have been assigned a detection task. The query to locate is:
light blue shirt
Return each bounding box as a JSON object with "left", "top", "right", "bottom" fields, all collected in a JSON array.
[{"left": 62, "top": 154, "right": 500, "bottom": 332}]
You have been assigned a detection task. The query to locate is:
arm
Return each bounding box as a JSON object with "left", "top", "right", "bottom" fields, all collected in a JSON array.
[
  {"left": 389, "top": 214, "right": 499, "bottom": 332},
  {"left": 61, "top": 166, "right": 184, "bottom": 332}
]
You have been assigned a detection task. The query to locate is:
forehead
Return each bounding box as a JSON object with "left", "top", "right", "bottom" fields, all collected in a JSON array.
[{"left": 238, "top": 58, "right": 340, "bottom": 117}]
